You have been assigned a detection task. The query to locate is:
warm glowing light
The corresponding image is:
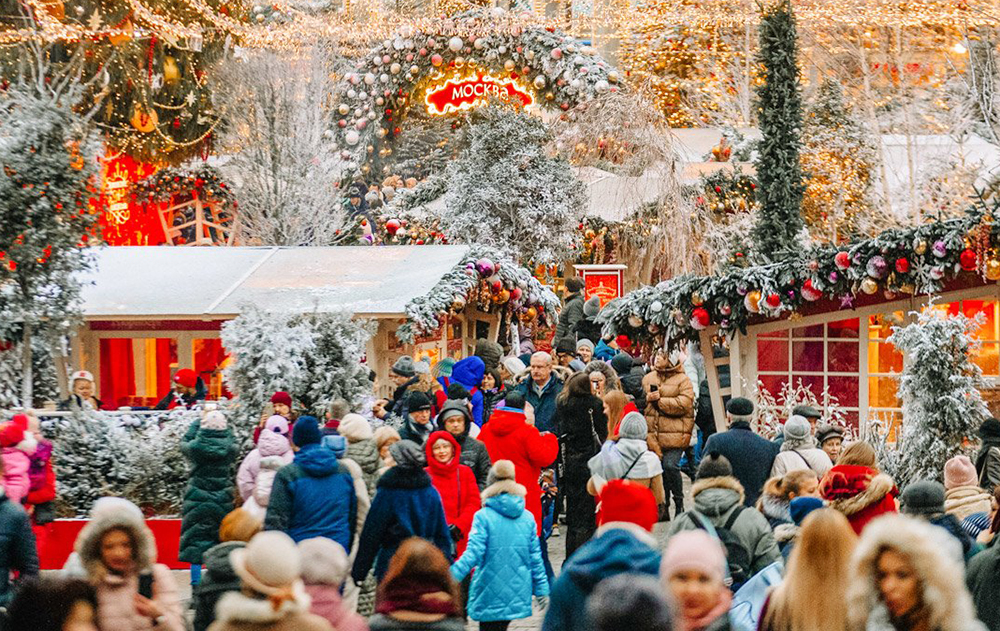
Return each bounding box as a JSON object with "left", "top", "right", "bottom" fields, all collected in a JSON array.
[{"left": 424, "top": 72, "right": 534, "bottom": 116}]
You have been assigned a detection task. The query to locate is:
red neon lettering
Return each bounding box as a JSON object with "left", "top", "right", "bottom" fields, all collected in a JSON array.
[{"left": 426, "top": 73, "right": 533, "bottom": 115}]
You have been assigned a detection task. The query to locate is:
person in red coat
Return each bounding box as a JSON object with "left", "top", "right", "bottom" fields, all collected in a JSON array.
[
  {"left": 424, "top": 430, "right": 481, "bottom": 558},
  {"left": 477, "top": 393, "right": 559, "bottom": 536},
  {"left": 819, "top": 442, "right": 898, "bottom": 535}
]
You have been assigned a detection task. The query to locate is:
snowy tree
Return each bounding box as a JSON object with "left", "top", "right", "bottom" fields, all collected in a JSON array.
[
  {"left": 801, "top": 80, "right": 880, "bottom": 242},
  {"left": 215, "top": 46, "right": 352, "bottom": 246},
  {"left": 436, "top": 104, "right": 586, "bottom": 263},
  {"left": 0, "top": 70, "right": 101, "bottom": 405},
  {"left": 50, "top": 413, "right": 133, "bottom": 516},
  {"left": 887, "top": 309, "right": 989, "bottom": 487},
  {"left": 221, "top": 307, "right": 315, "bottom": 434},
  {"left": 221, "top": 306, "right": 373, "bottom": 434}
]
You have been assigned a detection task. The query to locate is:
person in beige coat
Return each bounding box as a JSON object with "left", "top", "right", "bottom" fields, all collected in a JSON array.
[
  {"left": 945, "top": 455, "right": 994, "bottom": 521},
  {"left": 642, "top": 349, "right": 695, "bottom": 519},
  {"left": 209, "top": 531, "right": 333, "bottom": 631},
  {"left": 770, "top": 415, "right": 833, "bottom": 479},
  {"left": 73, "top": 498, "right": 184, "bottom": 631}
]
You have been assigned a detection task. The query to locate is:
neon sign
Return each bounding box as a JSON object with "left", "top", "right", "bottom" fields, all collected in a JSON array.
[{"left": 425, "top": 73, "right": 533, "bottom": 116}]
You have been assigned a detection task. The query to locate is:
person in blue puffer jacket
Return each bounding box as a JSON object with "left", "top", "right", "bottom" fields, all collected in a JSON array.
[
  {"left": 451, "top": 460, "right": 549, "bottom": 631},
  {"left": 439, "top": 356, "right": 486, "bottom": 426},
  {"left": 264, "top": 417, "right": 359, "bottom": 552}
]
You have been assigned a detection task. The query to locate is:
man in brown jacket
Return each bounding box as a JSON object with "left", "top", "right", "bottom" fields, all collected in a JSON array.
[{"left": 642, "top": 348, "right": 695, "bottom": 521}]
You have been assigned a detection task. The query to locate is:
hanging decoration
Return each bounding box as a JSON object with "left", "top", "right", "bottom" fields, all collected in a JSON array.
[{"left": 131, "top": 165, "right": 237, "bottom": 246}]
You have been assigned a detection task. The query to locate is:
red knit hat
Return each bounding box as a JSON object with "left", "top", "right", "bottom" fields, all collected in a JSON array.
[
  {"left": 596, "top": 479, "right": 658, "bottom": 532},
  {"left": 0, "top": 422, "right": 24, "bottom": 448},
  {"left": 173, "top": 369, "right": 198, "bottom": 388},
  {"left": 270, "top": 391, "right": 292, "bottom": 407},
  {"left": 10, "top": 414, "right": 29, "bottom": 431},
  {"left": 615, "top": 335, "right": 632, "bottom": 351}
]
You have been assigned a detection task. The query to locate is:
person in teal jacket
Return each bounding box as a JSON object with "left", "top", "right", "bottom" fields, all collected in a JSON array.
[{"left": 451, "top": 460, "right": 549, "bottom": 630}]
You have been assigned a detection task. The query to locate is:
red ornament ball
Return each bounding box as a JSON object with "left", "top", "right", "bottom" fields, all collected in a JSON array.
[
  {"left": 765, "top": 293, "right": 781, "bottom": 308},
  {"left": 691, "top": 307, "right": 710, "bottom": 330},
  {"left": 801, "top": 278, "right": 822, "bottom": 302},
  {"left": 385, "top": 218, "right": 401, "bottom": 235},
  {"left": 895, "top": 257, "right": 910, "bottom": 274},
  {"left": 960, "top": 248, "right": 978, "bottom": 271},
  {"left": 834, "top": 251, "right": 851, "bottom": 270}
]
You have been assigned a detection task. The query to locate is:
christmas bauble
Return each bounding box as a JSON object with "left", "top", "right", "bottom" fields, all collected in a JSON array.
[
  {"left": 475, "top": 258, "right": 496, "bottom": 277},
  {"left": 691, "top": 307, "right": 710, "bottom": 330},
  {"left": 551, "top": 47, "right": 562, "bottom": 59},
  {"left": 834, "top": 251, "right": 850, "bottom": 270},
  {"left": 932, "top": 240, "right": 947, "bottom": 258},
  {"left": 364, "top": 72, "right": 376, "bottom": 85},
  {"left": 930, "top": 266, "right": 945, "bottom": 280},
  {"left": 765, "top": 293, "right": 781, "bottom": 309},
  {"left": 510, "top": 287, "right": 523, "bottom": 302},
  {"left": 627, "top": 314, "right": 643, "bottom": 328},
  {"left": 719, "top": 304, "right": 732, "bottom": 316},
  {"left": 524, "top": 306, "right": 538, "bottom": 321},
  {"left": 385, "top": 218, "right": 401, "bottom": 235},
  {"left": 801, "top": 278, "right": 822, "bottom": 302},
  {"left": 860, "top": 278, "right": 878, "bottom": 295},
  {"left": 431, "top": 54, "right": 443, "bottom": 67},
  {"left": 495, "top": 289, "right": 511, "bottom": 304},
  {"left": 344, "top": 130, "right": 360, "bottom": 145},
  {"left": 691, "top": 292, "right": 704, "bottom": 306},
  {"left": 448, "top": 36, "right": 463, "bottom": 52},
  {"left": 130, "top": 105, "right": 158, "bottom": 133},
  {"left": 744, "top": 291, "right": 762, "bottom": 313},
  {"left": 866, "top": 255, "right": 888, "bottom": 279},
  {"left": 650, "top": 300, "right": 663, "bottom": 312},
  {"left": 163, "top": 56, "right": 180, "bottom": 85},
  {"left": 960, "top": 248, "right": 978, "bottom": 271},
  {"left": 987, "top": 258, "right": 1000, "bottom": 281},
  {"left": 504, "top": 59, "right": 516, "bottom": 71},
  {"left": 895, "top": 257, "right": 910, "bottom": 274}
]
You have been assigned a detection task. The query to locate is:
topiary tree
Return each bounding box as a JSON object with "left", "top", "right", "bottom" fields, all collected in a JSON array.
[
  {"left": 887, "top": 309, "right": 989, "bottom": 486},
  {"left": 751, "top": 0, "right": 806, "bottom": 261}
]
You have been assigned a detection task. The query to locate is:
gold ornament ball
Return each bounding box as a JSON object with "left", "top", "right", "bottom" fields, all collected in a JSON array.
[
  {"left": 691, "top": 292, "right": 704, "bottom": 306},
  {"left": 545, "top": 92, "right": 554, "bottom": 101},
  {"left": 914, "top": 240, "right": 928, "bottom": 256},
  {"left": 860, "top": 278, "right": 878, "bottom": 295},
  {"left": 987, "top": 258, "right": 1000, "bottom": 281},
  {"left": 745, "top": 290, "right": 762, "bottom": 313},
  {"left": 584, "top": 228, "right": 596, "bottom": 239}
]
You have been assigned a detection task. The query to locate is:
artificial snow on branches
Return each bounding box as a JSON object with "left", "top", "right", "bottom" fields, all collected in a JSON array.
[
  {"left": 397, "top": 244, "right": 560, "bottom": 343},
  {"left": 436, "top": 104, "right": 586, "bottom": 263},
  {"left": 886, "top": 308, "right": 989, "bottom": 486},
  {"left": 221, "top": 306, "right": 373, "bottom": 430}
]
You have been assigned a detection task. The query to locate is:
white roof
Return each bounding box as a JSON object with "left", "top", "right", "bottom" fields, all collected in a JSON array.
[{"left": 79, "top": 245, "right": 472, "bottom": 318}]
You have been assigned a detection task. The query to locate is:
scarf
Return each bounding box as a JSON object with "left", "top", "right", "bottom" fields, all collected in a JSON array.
[
  {"left": 376, "top": 577, "right": 458, "bottom": 617},
  {"left": 588, "top": 439, "right": 662, "bottom": 480},
  {"left": 681, "top": 589, "right": 732, "bottom": 631}
]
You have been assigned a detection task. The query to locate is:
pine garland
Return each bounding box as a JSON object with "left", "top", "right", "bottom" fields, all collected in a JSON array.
[{"left": 751, "top": 0, "right": 806, "bottom": 261}]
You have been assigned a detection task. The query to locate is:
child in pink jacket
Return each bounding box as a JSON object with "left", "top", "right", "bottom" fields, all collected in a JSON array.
[
  {"left": 298, "top": 537, "right": 368, "bottom": 631},
  {"left": 0, "top": 414, "right": 38, "bottom": 504}
]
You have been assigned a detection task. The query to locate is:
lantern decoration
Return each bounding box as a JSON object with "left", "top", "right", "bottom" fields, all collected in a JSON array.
[
  {"left": 801, "top": 278, "right": 822, "bottom": 302},
  {"left": 895, "top": 257, "right": 910, "bottom": 274},
  {"left": 960, "top": 248, "right": 978, "bottom": 271},
  {"left": 860, "top": 278, "right": 878, "bottom": 295},
  {"left": 987, "top": 257, "right": 1000, "bottom": 281},
  {"left": 691, "top": 307, "right": 710, "bottom": 330},
  {"left": 866, "top": 255, "right": 888, "bottom": 279},
  {"left": 744, "top": 291, "right": 762, "bottom": 313},
  {"left": 834, "top": 251, "right": 851, "bottom": 270}
]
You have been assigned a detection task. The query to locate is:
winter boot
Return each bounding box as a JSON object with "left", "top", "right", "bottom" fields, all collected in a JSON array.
[{"left": 657, "top": 504, "right": 671, "bottom": 523}]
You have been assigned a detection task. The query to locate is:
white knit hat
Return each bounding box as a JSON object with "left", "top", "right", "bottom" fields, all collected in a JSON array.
[
  {"left": 231, "top": 531, "right": 302, "bottom": 596},
  {"left": 502, "top": 356, "right": 526, "bottom": 376},
  {"left": 298, "top": 538, "right": 349, "bottom": 587},
  {"left": 338, "top": 413, "right": 373, "bottom": 441},
  {"left": 202, "top": 410, "right": 227, "bottom": 431}
]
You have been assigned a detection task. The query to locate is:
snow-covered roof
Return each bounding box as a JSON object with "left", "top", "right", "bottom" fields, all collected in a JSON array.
[{"left": 79, "top": 245, "right": 472, "bottom": 319}]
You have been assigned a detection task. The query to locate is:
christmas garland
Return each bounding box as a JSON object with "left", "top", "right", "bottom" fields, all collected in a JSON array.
[
  {"left": 397, "top": 245, "right": 559, "bottom": 343},
  {"left": 333, "top": 8, "right": 620, "bottom": 177},
  {"left": 131, "top": 164, "right": 235, "bottom": 207},
  {"left": 599, "top": 206, "right": 1000, "bottom": 348}
]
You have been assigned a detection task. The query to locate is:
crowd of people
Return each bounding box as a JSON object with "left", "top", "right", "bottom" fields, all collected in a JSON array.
[{"left": 5, "top": 276, "right": 1000, "bottom": 631}]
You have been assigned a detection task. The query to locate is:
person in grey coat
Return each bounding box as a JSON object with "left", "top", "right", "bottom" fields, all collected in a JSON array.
[{"left": 554, "top": 277, "right": 586, "bottom": 343}]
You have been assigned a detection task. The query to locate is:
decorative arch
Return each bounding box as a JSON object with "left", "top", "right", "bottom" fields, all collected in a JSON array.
[{"left": 333, "top": 9, "right": 623, "bottom": 176}]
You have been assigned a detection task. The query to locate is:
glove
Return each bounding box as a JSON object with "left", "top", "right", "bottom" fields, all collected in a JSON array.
[
  {"left": 534, "top": 596, "right": 549, "bottom": 611},
  {"left": 449, "top": 524, "right": 463, "bottom": 542}
]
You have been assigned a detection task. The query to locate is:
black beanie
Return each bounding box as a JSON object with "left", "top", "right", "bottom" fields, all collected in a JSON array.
[{"left": 696, "top": 452, "right": 733, "bottom": 480}]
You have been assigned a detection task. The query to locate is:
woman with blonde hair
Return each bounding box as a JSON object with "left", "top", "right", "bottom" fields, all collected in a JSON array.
[
  {"left": 847, "top": 513, "right": 986, "bottom": 631},
  {"left": 759, "top": 509, "right": 857, "bottom": 631}
]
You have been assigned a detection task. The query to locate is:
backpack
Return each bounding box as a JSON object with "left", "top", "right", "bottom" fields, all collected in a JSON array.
[{"left": 687, "top": 507, "right": 753, "bottom": 591}]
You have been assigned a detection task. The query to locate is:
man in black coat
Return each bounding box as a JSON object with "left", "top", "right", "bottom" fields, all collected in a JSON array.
[
  {"left": 611, "top": 352, "right": 646, "bottom": 413},
  {"left": 0, "top": 486, "right": 38, "bottom": 606},
  {"left": 703, "top": 397, "right": 779, "bottom": 507},
  {"left": 555, "top": 277, "right": 586, "bottom": 343}
]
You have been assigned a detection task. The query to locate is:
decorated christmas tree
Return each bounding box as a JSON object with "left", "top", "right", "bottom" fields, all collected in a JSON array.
[
  {"left": 0, "top": 73, "right": 101, "bottom": 404},
  {"left": 751, "top": 0, "right": 806, "bottom": 261},
  {"left": 887, "top": 308, "right": 989, "bottom": 487},
  {"left": 437, "top": 103, "right": 585, "bottom": 263}
]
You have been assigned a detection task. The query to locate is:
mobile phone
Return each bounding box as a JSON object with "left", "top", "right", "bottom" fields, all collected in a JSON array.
[
  {"left": 138, "top": 571, "right": 154, "bottom": 599},
  {"left": 650, "top": 385, "right": 658, "bottom": 392}
]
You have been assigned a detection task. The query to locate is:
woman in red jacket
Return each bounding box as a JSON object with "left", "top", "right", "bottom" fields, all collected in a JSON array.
[
  {"left": 819, "top": 441, "right": 898, "bottom": 535},
  {"left": 424, "top": 431, "right": 481, "bottom": 558}
]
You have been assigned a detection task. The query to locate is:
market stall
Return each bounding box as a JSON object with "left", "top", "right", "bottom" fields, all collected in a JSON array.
[{"left": 74, "top": 245, "right": 556, "bottom": 407}]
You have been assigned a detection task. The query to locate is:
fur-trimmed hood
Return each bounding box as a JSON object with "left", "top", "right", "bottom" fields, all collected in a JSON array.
[
  {"left": 757, "top": 492, "right": 791, "bottom": 525},
  {"left": 214, "top": 583, "right": 312, "bottom": 624},
  {"left": 773, "top": 523, "right": 799, "bottom": 545},
  {"left": 847, "top": 514, "right": 985, "bottom": 631},
  {"left": 945, "top": 485, "right": 993, "bottom": 519},
  {"left": 821, "top": 466, "right": 898, "bottom": 517},
  {"left": 692, "top": 476, "right": 746, "bottom": 518},
  {"left": 482, "top": 478, "right": 527, "bottom": 500},
  {"left": 75, "top": 501, "right": 157, "bottom": 578}
]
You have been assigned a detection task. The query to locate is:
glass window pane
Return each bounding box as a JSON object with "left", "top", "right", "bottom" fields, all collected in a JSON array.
[
  {"left": 973, "top": 343, "right": 1000, "bottom": 376},
  {"left": 827, "top": 318, "right": 860, "bottom": 339},
  {"left": 868, "top": 376, "right": 900, "bottom": 408},
  {"left": 792, "top": 374, "right": 824, "bottom": 397},
  {"left": 828, "top": 341, "right": 860, "bottom": 373},
  {"left": 792, "top": 341, "right": 824, "bottom": 372},
  {"left": 194, "top": 338, "right": 229, "bottom": 400},
  {"left": 868, "top": 341, "right": 903, "bottom": 374},
  {"left": 842, "top": 410, "right": 860, "bottom": 433},
  {"left": 828, "top": 375, "right": 860, "bottom": 407},
  {"left": 758, "top": 339, "right": 788, "bottom": 372},
  {"left": 964, "top": 300, "right": 998, "bottom": 342},
  {"left": 792, "top": 324, "right": 824, "bottom": 338},
  {"left": 758, "top": 374, "right": 788, "bottom": 398}
]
